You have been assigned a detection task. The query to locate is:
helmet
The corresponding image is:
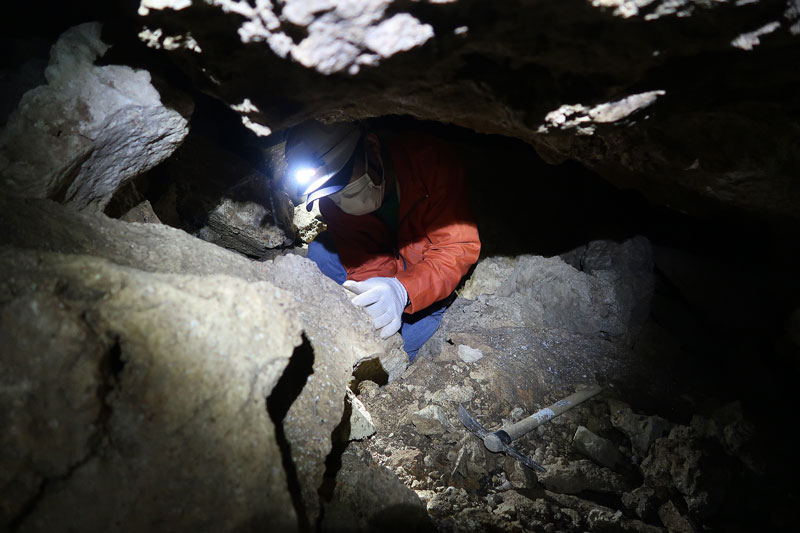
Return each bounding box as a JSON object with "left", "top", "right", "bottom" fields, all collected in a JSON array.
[{"left": 284, "top": 120, "right": 361, "bottom": 209}]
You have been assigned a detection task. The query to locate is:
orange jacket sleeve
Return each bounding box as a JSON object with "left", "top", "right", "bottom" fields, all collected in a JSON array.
[{"left": 394, "top": 139, "right": 481, "bottom": 313}]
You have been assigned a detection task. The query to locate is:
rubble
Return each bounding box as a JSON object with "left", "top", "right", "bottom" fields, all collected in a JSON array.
[
  {"left": 412, "top": 405, "right": 450, "bottom": 436},
  {"left": 573, "top": 425, "right": 628, "bottom": 470},
  {"left": 0, "top": 23, "right": 189, "bottom": 212}
]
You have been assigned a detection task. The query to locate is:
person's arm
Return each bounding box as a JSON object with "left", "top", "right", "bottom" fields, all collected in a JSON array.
[{"left": 395, "top": 142, "right": 480, "bottom": 314}]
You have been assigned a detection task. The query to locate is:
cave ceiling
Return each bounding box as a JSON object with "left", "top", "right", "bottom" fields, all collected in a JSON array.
[{"left": 120, "top": 0, "right": 800, "bottom": 221}]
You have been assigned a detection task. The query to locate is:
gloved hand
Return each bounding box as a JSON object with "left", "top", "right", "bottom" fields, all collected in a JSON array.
[{"left": 343, "top": 277, "right": 408, "bottom": 339}]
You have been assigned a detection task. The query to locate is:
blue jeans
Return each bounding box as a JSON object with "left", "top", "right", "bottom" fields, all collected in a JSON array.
[{"left": 307, "top": 233, "right": 447, "bottom": 362}]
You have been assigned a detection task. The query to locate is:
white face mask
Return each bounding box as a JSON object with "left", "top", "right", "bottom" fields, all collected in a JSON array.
[{"left": 329, "top": 149, "right": 385, "bottom": 215}]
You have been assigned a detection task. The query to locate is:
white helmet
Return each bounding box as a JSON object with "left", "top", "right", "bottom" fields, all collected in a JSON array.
[{"left": 284, "top": 120, "right": 361, "bottom": 210}]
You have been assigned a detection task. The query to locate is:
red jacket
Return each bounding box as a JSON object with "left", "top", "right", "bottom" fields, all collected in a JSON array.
[{"left": 319, "top": 132, "right": 481, "bottom": 314}]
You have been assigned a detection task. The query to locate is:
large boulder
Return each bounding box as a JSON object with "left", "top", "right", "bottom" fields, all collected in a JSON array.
[
  {"left": 458, "top": 237, "right": 654, "bottom": 341},
  {"left": 1, "top": 248, "right": 301, "bottom": 531},
  {"left": 0, "top": 22, "right": 189, "bottom": 213},
  {"left": 0, "top": 195, "right": 408, "bottom": 530}
]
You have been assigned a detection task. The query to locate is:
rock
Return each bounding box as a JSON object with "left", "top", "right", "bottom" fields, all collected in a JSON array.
[
  {"left": 546, "top": 492, "right": 665, "bottom": 533},
  {"left": 0, "top": 293, "right": 107, "bottom": 526},
  {"left": 690, "top": 401, "right": 761, "bottom": 473},
  {"left": 0, "top": 22, "right": 189, "bottom": 212},
  {"left": 493, "top": 490, "right": 553, "bottom": 525},
  {"left": 458, "top": 256, "right": 518, "bottom": 300},
  {"left": 495, "top": 237, "right": 654, "bottom": 339},
  {"left": 293, "top": 201, "right": 326, "bottom": 245},
  {"left": 347, "top": 388, "right": 376, "bottom": 441},
  {"left": 608, "top": 400, "right": 673, "bottom": 458},
  {"left": 0, "top": 247, "right": 302, "bottom": 532},
  {"left": 658, "top": 500, "right": 697, "bottom": 533},
  {"left": 426, "top": 486, "right": 470, "bottom": 517},
  {"left": 457, "top": 344, "right": 484, "bottom": 363},
  {"left": 0, "top": 196, "right": 271, "bottom": 281},
  {"left": 426, "top": 383, "right": 475, "bottom": 405},
  {"left": 120, "top": 199, "right": 161, "bottom": 224},
  {"left": 537, "top": 459, "right": 630, "bottom": 495},
  {"left": 204, "top": 197, "right": 292, "bottom": 256},
  {"left": 622, "top": 487, "right": 660, "bottom": 522},
  {"left": 319, "top": 444, "right": 435, "bottom": 533},
  {"left": 0, "top": 195, "right": 408, "bottom": 528},
  {"left": 411, "top": 405, "right": 449, "bottom": 436},
  {"left": 151, "top": 131, "right": 295, "bottom": 254},
  {"left": 641, "top": 425, "right": 732, "bottom": 518},
  {"left": 572, "top": 425, "right": 628, "bottom": 471}
]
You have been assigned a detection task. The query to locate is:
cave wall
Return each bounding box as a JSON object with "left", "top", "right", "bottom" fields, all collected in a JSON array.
[{"left": 120, "top": 0, "right": 800, "bottom": 221}]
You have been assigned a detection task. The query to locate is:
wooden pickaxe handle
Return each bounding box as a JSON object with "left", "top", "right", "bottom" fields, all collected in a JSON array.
[{"left": 483, "top": 385, "right": 603, "bottom": 452}]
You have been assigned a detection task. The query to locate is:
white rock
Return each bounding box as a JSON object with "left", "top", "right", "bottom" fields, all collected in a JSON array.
[
  {"left": 457, "top": 344, "right": 484, "bottom": 363},
  {"left": 411, "top": 405, "right": 448, "bottom": 435},
  {"left": 347, "top": 388, "right": 375, "bottom": 440},
  {"left": 0, "top": 22, "right": 189, "bottom": 213}
]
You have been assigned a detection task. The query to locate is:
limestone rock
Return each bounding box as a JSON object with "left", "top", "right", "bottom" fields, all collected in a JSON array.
[
  {"left": 320, "top": 444, "right": 435, "bottom": 533},
  {"left": 412, "top": 405, "right": 449, "bottom": 435},
  {"left": 204, "top": 197, "right": 291, "bottom": 256},
  {"left": 641, "top": 425, "right": 731, "bottom": 518},
  {"left": 262, "top": 252, "right": 408, "bottom": 525},
  {"left": 495, "top": 237, "right": 654, "bottom": 339},
  {"left": 608, "top": 399, "right": 673, "bottom": 459},
  {"left": 137, "top": 0, "right": 800, "bottom": 220},
  {"left": 120, "top": 199, "right": 161, "bottom": 224},
  {"left": 546, "top": 492, "right": 665, "bottom": 533},
  {"left": 150, "top": 131, "right": 295, "bottom": 254},
  {"left": 457, "top": 344, "right": 484, "bottom": 363},
  {"left": 1, "top": 248, "right": 302, "bottom": 532},
  {"left": 458, "top": 256, "right": 518, "bottom": 300},
  {"left": 537, "top": 459, "right": 630, "bottom": 495},
  {"left": 293, "top": 202, "right": 326, "bottom": 245},
  {"left": 0, "top": 196, "right": 271, "bottom": 281},
  {"left": 0, "top": 195, "right": 408, "bottom": 528},
  {"left": 0, "top": 293, "right": 107, "bottom": 526},
  {"left": 658, "top": 500, "right": 697, "bottom": 533},
  {"left": 573, "top": 425, "right": 628, "bottom": 471},
  {"left": 622, "top": 487, "right": 660, "bottom": 523},
  {"left": 347, "top": 388, "right": 376, "bottom": 441},
  {"left": 0, "top": 22, "right": 189, "bottom": 212}
]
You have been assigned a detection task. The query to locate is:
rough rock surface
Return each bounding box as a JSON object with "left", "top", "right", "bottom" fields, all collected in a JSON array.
[
  {"left": 1, "top": 248, "right": 301, "bottom": 532},
  {"left": 456, "top": 237, "right": 654, "bottom": 342},
  {"left": 0, "top": 195, "right": 408, "bottom": 530},
  {"left": 132, "top": 0, "right": 800, "bottom": 219},
  {"left": 320, "top": 444, "right": 435, "bottom": 533},
  {"left": 141, "top": 131, "right": 296, "bottom": 255},
  {"left": 0, "top": 22, "right": 189, "bottom": 212}
]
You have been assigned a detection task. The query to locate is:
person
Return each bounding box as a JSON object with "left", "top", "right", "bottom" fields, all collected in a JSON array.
[{"left": 284, "top": 120, "right": 480, "bottom": 361}]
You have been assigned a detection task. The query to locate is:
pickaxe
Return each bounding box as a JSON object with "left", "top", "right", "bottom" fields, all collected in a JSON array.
[{"left": 458, "top": 385, "right": 603, "bottom": 472}]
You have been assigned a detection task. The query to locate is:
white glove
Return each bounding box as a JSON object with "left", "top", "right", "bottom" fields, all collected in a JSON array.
[{"left": 343, "top": 277, "right": 408, "bottom": 339}]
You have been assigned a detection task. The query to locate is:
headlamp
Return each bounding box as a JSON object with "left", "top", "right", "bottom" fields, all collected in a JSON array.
[{"left": 293, "top": 166, "right": 317, "bottom": 185}]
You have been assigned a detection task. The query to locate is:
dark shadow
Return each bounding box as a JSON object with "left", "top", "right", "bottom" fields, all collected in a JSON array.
[
  {"left": 366, "top": 503, "right": 438, "bottom": 533},
  {"left": 351, "top": 358, "right": 389, "bottom": 390},
  {"left": 267, "top": 334, "right": 315, "bottom": 533},
  {"left": 315, "top": 394, "right": 352, "bottom": 529}
]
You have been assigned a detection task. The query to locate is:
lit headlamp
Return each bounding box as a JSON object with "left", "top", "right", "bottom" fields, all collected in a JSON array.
[
  {"left": 293, "top": 166, "right": 318, "bottom": 185},
  {"left": 284, "top": 120, "right": 361, "bottom": 209}
]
